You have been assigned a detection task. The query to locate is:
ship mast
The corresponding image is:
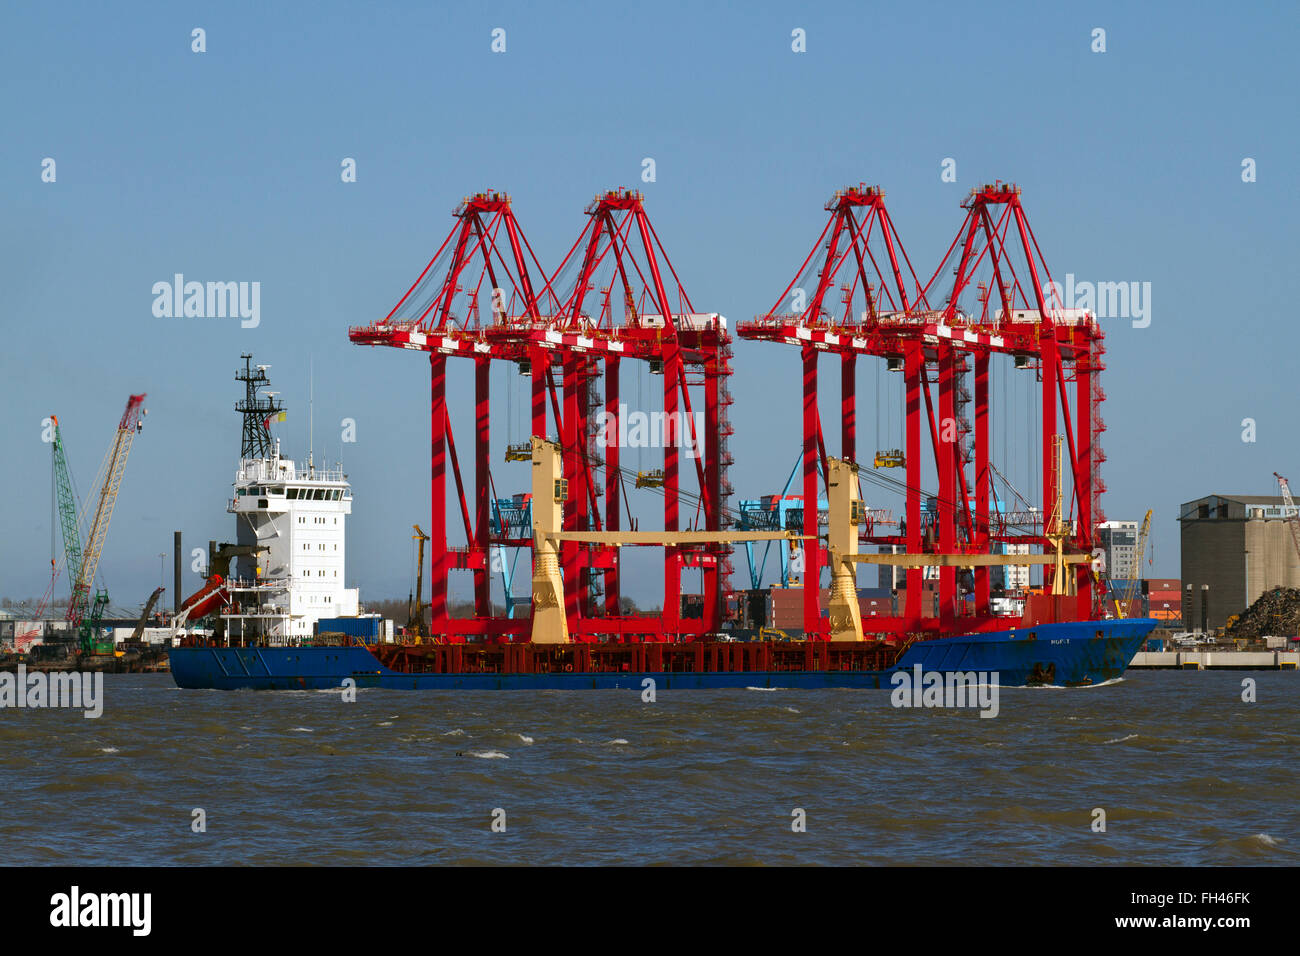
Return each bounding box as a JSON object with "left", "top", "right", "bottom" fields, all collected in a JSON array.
[{"left": 235, "top": 354, "right": 284, "bottom": 460}]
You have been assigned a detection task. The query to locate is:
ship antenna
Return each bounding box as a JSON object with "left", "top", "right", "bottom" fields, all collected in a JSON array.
[
  {"left": 308, "top": 355, "right": 314, "bottom": 476},
  {"left": 236, "top": 353, "right": 281, "bottom": 460}
]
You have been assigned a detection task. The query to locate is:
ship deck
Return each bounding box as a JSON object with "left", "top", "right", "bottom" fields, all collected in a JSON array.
[{"left": 170, "top": 618, "right": 1158, "bottom": 690}]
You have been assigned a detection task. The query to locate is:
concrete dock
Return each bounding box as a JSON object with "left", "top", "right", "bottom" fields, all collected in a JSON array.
[{"left": 1130, "top": 650, "right": 1299, "bottom": 670}]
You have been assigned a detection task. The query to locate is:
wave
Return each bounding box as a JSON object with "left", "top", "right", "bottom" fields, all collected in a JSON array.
[
  {"left": 1103, "top": 733, "right": 1138, "bottom": 745},
  {"left": 463, "top": 750, "right": 509, "bottom": 759},
  {"left": 1079, "top": 677, "right": 1127, "bottom": 689}
]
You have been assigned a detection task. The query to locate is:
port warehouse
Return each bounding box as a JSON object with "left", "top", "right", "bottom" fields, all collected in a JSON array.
[{"left": 1178, "top": 494, "right": 1300, "bottom": 630}]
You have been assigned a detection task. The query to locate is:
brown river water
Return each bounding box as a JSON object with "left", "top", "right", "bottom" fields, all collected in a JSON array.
[{"left": 0, "top": 670, "right": 1294, "bottom": 865}]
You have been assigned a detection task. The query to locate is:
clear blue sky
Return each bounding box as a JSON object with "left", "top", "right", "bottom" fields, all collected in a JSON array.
[{"left": 1, "top": 0, "right": 1296, "bottom": 610}]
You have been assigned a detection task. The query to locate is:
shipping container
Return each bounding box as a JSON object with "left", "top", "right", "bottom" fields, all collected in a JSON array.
[{"left": 316, "top": 616, "right": 382, "bottom": 640}]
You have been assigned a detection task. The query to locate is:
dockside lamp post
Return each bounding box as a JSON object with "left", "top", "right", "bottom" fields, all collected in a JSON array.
[{"left": 1201, "top": 584, "right": 1209, "bottom": 638}]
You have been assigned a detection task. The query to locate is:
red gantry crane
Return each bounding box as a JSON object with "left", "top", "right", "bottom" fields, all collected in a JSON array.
[
  {"left": 350, "top": 191, "right": 561, "bottom": 643},
  {"left": 351, "top": 188, "right": 740, "bottom": 645},
  {"left": 738, "top": 182, "right": 1107, "bottom": 639},
  {"left": 486, "top": 187, "right": 735, "bottom": 640},
  {"left": 739, "top": 184, "right": 927, "bottom": 635}
]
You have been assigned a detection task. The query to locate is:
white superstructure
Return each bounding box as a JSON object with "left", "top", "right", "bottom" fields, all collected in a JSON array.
[{"left": 223, "top": 439, "right": 359, "bottom": 641}]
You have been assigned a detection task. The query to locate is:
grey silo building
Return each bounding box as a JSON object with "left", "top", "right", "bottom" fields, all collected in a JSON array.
[{"left": 1178, "top": 494, "right": 1300, "bottom": 631}]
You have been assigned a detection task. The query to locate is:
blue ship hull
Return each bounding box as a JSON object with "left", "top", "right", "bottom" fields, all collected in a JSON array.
[{"left": 170, "top": 618, "right": 1157, "bottom": 691}]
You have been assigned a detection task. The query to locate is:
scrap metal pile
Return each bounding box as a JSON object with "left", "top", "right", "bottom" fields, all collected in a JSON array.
[{"left": 1224, "top": 587, "right": 1300, "bottom": 641}]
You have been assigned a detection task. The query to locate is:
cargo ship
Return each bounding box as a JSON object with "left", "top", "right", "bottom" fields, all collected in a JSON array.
[
  {"left": 170, "top": 347, "right": 1156, "bottom": 692},
  {"left": 170, "top": 618, "right": 1154, "bottom": 690},
  {"left": 175, "top": 187, "right": 1161, "bottom": 690}
]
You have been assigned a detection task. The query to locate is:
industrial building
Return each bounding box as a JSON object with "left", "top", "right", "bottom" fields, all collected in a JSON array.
[
  {"left": 1178, "top": 494, "right": 1300, "bottom": 631},
  {"left": 1098, "top": 520, "right": 1140, "bottom": 581}
]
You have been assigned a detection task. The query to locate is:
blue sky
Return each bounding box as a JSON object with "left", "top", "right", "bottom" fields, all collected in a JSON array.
[{"left": 1, "top": 0, "right": 1296, "bottom": 610}]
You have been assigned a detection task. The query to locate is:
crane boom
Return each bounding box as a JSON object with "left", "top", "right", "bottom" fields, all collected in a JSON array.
[
  {"left": 50, "top": 416, "right": 88, "bottom": 620},
  {"left": 31, "top": 414, "right": 82, "bottom": 622},
  {"left": 1117, "top": 509, "right": 1153, "bottom": 618},
  {"left": 1274, "top": 473, "right": 1300, "bottom": 565},
  {"left": 70, "top": 394, "right": 147, "bottom": 625}
]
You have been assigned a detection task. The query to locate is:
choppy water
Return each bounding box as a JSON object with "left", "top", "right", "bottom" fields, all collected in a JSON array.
[{"left": 0, "top": 671, "right": 1295, "bottom": 865}]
